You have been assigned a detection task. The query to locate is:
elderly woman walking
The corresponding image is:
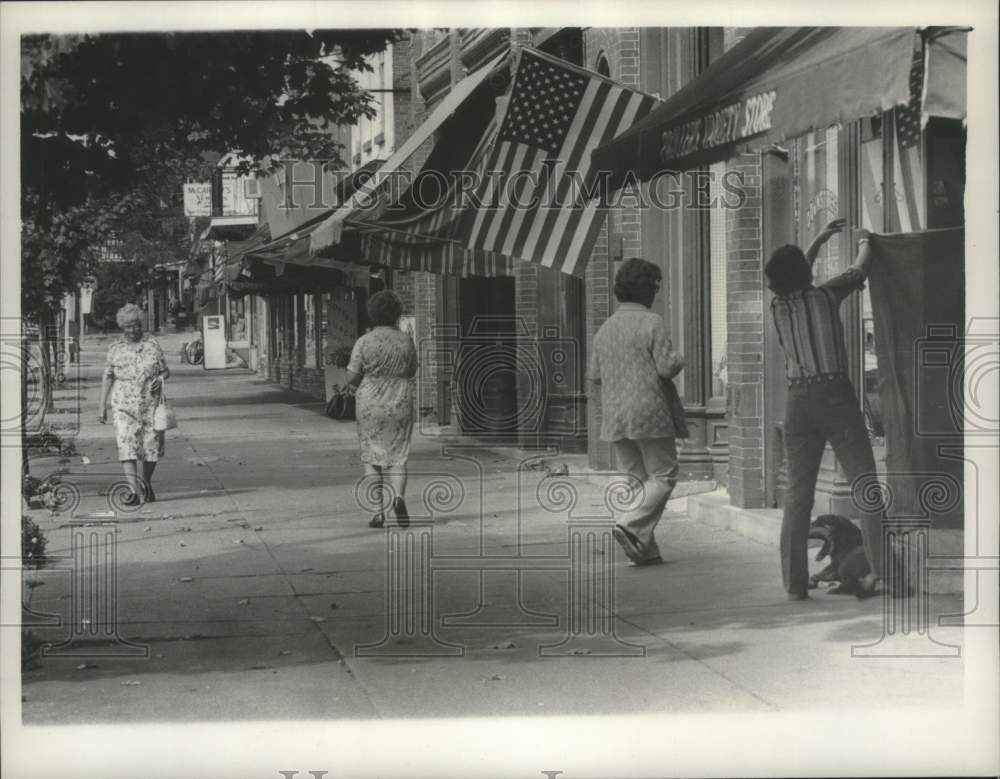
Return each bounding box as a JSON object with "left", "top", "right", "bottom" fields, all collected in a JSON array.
[
  {"left": 346, "top": 290, "right": 417, "bottom": 528},
  {"left": 97, "top": 303, "right": 170, "bottom": 506}
]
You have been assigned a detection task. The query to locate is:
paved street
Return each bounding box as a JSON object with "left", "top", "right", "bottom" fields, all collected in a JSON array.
[{"left": 21, "top": 335, "right": 966, "bottom": 723}]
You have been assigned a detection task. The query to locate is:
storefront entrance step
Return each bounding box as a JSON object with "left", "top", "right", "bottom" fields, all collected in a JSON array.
[
  {"left": 687, "top": 490, "right": 967, "bottom": 595},
  {"left": 687, "top": 490, "right": 783, "bottom": 548}
]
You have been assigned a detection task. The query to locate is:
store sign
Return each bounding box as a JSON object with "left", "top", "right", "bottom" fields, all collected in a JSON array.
[
  {"left": 79, "top": 287, "right": 94, "bottom": 315},
  {"left": 660, "top": 90, "right": 777, "bottom": 162},
  {"left": 183, "top": 183, "right": 212, "bottom": 217},
  {"left": 210, "top": 169, "right": 258, "bottom": 217}
]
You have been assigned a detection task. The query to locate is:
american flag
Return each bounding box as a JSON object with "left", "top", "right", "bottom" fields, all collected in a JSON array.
[
  {"left": 457, "top": 48, "right": 660, "bottom": 276},
  {"left": 891, "top": 41, "right": 926, "bottom": 233}
]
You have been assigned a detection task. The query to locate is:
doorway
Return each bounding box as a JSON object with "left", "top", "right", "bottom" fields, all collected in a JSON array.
[{"left": 455, "top": 276, "right": 517, "bottom": 435}]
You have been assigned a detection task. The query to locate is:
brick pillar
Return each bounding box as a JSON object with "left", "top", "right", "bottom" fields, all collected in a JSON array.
[
  {"left": 726, "top": 152, "right": 765, "bottom": 508},
  {"left": 586, "top": 217, "right": 613, "bottom": 469},
  {"left": 413, "top": 271, "right": 438, "bottom": 418}
]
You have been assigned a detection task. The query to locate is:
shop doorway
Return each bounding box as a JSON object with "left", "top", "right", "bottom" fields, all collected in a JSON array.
[{"left": 455, "top": 276, "right": 518, "bottom": 435}]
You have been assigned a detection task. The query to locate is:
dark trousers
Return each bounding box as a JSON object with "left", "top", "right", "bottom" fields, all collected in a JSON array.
[{"left": 781, "top": 376, "right": 884, "bottom": 595}]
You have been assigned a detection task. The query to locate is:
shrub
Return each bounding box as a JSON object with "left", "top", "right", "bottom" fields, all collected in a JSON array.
[
  {"left": 22, "top": 515, "right": 48, "bottom": 569},
  {"left": 22, "top": 630, "right": 45, "bottom": 671}
]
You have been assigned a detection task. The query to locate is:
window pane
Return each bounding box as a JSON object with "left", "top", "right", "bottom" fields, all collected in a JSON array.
[
  {"left": 304, "top": 294, "right": 317, "bottom": 369},
  {"left": 796, "top": 126, "right": 843, "bottom": 283},
  {"left": 860, "top": 121, "right": 885, "bottom": 444}
]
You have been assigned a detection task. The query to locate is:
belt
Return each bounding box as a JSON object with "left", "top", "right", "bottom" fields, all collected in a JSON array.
[{"left": 788, "top": 372, "right": 849, "bottom": 386}]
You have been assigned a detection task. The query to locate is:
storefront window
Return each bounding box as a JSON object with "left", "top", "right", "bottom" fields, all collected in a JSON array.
[
  {"left": 860, "top": 116, "right": 886, "bottom": 443},
  {"left": 228, "top": 296, "right": 247, "bottom": 343},
  {"left": 708, "top": 161, "right": 728, "bottom": 399},
  {"left": 795, "top": 126, "right": 844, "bottom": 283},
  {"left": 303, "top": 294, "right": 317, "bottom": 369}
]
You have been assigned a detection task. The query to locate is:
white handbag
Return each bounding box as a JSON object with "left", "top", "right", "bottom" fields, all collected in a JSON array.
[{"left": 153, "top": 388, "right": 177, "bottom": 431}]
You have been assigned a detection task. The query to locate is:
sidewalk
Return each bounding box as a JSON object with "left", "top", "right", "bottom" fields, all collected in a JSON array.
[{"left": 20, "top": 340, "right": 966, "bottom": 723}]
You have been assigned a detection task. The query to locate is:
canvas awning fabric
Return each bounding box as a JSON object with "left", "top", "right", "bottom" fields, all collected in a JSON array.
[
  {"left": 867, "top": 227, "right": 965, "bottom": 528},
  {"left": 259, "top": 158, "right": 385, "bottom": 243},
  {"left": 219, "top": 161, "right": 385, "bottom": 289},
  {"left": 309, "top": 48, "right": 511, "bottom": 255},
  {"left": 922, "top": 27, "right": 968, "bottom": 123},
  {"left": 344, "top": 104, "right": 517, "bottom": 278},
  {"left": 222, "top": 221, "right": 370, "bottom": 289},
  {"left": 591, "top": 26, "right": 968, "bottom": 187}
]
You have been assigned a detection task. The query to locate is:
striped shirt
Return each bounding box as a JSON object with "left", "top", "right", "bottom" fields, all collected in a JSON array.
[{"left": 771, "top": 267, "right": 866, "bottom": 382}]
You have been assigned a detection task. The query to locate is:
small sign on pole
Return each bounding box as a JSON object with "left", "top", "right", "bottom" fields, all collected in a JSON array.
[{"left": 183, "top": 183, "right": 212, "bottom": 217}]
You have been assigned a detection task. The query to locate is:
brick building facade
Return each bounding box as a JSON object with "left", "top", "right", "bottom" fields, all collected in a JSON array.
[{"left": 224, "top": 27, "right": 966, "bottom": 528}]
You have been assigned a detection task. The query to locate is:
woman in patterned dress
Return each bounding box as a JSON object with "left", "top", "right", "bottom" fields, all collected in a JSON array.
[
  {"left": 346, "top": 291, "right": 417, "bottom": 528},
  {"left": 97, "top": 304, "right": 170, "bottom": 506}
]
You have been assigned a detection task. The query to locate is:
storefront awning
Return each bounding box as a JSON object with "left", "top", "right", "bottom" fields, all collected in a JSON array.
[
  {"left": 205, "top": 214, "right": 259, "bottom": 241},
  {"left": 591, "top": 26, "right": 968, "bottom": 185},
  {"left": 222, "top": 219, "right": 371, "bottom": 289},
  {"left": 259, "top": 158, "right": 385, "bottom": 244},
  {"left": 217, "top": 160, "right": 387, "bottom": 290}
]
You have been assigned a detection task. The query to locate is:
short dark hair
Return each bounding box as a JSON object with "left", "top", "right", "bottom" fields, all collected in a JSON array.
[
  {"left": 367, "top": 290, "right": 403, "bottom": 327},
  {"left": 765, "top": 245, "right": 813, "bottom": 296},
  {"left": 614, "top": 257, "right": 661, "bottom": 307}
]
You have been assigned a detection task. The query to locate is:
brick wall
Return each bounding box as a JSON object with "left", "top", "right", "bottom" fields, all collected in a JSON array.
[
  {"left": 582, "top": 28, "right": 641, "bottom": 468},
  {"left": 725, "top": 152, "right": 765, "bottom": 508},
  {"left": 585, "top": 217, "right": 613, "bottom": 468},
  {"left": 412, "top": 271, "right": 439, "bottom": 417}
]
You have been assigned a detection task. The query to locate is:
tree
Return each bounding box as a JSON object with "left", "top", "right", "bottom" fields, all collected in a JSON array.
[
  {"left": 19, "top": 28, "right": 402, "bottom": 447},
  {"left": 20, "top": 29, "right": 402, "bottom": 324},
  {"left": 89, "top": 260, "right": 152, "bottom": 332}
]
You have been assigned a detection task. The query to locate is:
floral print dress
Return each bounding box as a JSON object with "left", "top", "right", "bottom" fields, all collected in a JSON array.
[
  {"left": 348, "top": 327, "right": 417, "bottom": 467},
  {"left": 104, "top": 335, "right": 167, "bottom": 462}
]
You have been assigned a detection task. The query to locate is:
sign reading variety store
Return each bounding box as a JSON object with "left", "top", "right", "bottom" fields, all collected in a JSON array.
[{"left": 659, "top": 90, "right": 777, "bottom": 162}]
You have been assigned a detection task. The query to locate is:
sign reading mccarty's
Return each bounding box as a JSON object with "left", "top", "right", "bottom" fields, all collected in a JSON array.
[
  {"left": 183, "top": 183, "right": 212, "bottom": 217},
  {"left": 660, "top": 90, "right": 777, "bottom": 163}
]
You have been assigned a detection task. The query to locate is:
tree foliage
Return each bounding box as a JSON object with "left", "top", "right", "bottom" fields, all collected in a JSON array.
[{"left": 21, "top": 29, "right": 402, "bottom": 322}]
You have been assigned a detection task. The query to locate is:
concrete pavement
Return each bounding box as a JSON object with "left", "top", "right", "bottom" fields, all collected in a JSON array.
[{"left": 20, "top": 335, "right": 967, "bottom": 723}]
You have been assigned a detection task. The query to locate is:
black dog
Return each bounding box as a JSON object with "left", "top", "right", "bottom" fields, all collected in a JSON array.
[{"left": 807, "top": 515, "right": 874, "bottom": 598}]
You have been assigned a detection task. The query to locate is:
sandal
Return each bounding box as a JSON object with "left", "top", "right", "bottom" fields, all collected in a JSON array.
[{"left": 368, "top": 512, "right": 385, "bottom": 529}]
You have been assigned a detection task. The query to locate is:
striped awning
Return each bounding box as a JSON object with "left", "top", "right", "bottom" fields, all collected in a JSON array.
[
  {"left": 310, "top": 48, "right": 512, "bottom": 255},
  {"left": 345, "top": 116, "right": 516, "bottom": 278}
]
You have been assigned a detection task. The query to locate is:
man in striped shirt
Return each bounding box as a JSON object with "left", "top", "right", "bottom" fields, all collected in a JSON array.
[{"left": 765, "top": 218, "right": 883, "bottom": 600}]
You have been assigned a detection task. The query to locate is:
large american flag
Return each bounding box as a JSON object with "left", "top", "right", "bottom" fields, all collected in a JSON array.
[
  {"left": 458, "top": 47, "right": 660, "bottom": 276},
  {"left": 891, "top": 40, "right": 926, "bottom": 233}
]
